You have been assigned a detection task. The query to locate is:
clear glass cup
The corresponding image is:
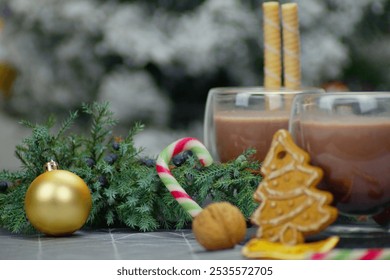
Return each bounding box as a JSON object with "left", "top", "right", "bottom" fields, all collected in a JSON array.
[
  {"left": 289, "top": 92, "right": 390, "bottom": 233},
  {"left": 203, "top": 87, "right": 324, "bottom": 163}
]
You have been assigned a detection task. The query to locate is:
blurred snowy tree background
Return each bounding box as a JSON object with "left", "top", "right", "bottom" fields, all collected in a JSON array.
[{"left": 0, "top": 0, "right": 389, "bottom": 165}]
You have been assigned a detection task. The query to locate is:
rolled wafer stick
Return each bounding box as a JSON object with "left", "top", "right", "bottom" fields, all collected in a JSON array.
[
  {"left": 156, "top": 137, "right": 213, "bottom": 218},
  {"left": 282, "top": 3, "right": 301, "bottom": 90},
  {"left": 263, "top": 1, "right": 282, "bottom": 89}
]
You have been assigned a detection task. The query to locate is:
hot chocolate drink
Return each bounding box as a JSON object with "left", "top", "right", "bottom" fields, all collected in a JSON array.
[
  {"left": 295, "top": 118, "right": 390, "bottom": 215},
  {"left": 214, "top": 111, "right": 289, "bottom": 162}
]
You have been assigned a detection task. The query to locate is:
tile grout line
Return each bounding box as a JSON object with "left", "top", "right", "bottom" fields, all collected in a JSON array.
[
  {"left": 109, "top": 229, "right": 121, "bottom": 260},
  {"left": 116, "top": 233, "right": 167, "bottom": 241},
  {"left": 181, "top": 232, "right": 199, "bottom": 260},
  {"left": 37, "top": 235, "right": 42, "bottom": 260}
]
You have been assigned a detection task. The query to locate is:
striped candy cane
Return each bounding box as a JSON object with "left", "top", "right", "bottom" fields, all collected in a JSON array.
[
  {"left": 156, "top": 137, "right": 213, "bottom": 218},
  {"left": 309, "top": 248, "right": 390, "bottom": 260}
]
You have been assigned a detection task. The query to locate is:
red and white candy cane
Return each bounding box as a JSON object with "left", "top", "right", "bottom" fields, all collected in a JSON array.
[
  {"left": 156, "top": 137, "right": 213, "bottom": 218},
  {"left": 309, "top": 248, "right": 390, "bottom": 260}
]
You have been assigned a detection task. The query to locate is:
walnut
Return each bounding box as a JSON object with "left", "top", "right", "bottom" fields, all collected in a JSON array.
[{"left": 192, "top": 202, "right": 247, "bottom": 251}]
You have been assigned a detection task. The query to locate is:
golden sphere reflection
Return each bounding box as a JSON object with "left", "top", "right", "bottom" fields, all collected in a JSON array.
[{"left": 24, "top": 170, "right": 92, "bottom": 236}]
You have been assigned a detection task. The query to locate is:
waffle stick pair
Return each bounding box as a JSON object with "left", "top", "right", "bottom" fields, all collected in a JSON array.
[{"left": 263, "top": 1, "right": 301, "bottom": 110}]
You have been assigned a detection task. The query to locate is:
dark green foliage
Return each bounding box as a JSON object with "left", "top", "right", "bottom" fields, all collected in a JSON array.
[{"left": 0, "top": 102, "right": 262, "bottom": 234}]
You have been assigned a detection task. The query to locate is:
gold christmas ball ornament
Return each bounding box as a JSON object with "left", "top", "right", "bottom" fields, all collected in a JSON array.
[
  {"left": 192, "top": 202, "right": 247, "bottom": 251},
  {"left": 24, "top": 160, "right": 92, "bottom": 236}
]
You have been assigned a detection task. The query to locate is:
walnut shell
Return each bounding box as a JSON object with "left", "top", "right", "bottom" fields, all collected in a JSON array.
[{"left": 192, "top": 202, "right": 247, "bottom": 251}]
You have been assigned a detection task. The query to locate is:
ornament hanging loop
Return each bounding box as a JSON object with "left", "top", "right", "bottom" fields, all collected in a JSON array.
[{"left": 44, "top": 160, "right": 59, "bottom": 172}]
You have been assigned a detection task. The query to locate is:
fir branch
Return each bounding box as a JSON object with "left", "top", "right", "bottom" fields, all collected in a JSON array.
[
  {"left": 82, "top": 102, "right": 117, "bottom": 162},
  {"left": 14, "top": 148, "right": 30, "bottom": 169},
  {"left": 55, "top": 110, "right": 79, "bottom": 140},
  {"left": 45, "top": 115, "right": 57, "bottom": 129},
  {"left": 19, "top": 119, "right": 35, "bottom": 129}
]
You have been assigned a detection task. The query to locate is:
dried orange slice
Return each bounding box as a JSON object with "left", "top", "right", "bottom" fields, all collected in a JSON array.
[{"left": 242, "top": 236, "right": 339, "bottom": 260}]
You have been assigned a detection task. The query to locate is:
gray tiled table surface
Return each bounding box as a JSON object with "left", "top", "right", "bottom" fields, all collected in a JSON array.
[{"left": 0, "top": 228, "right": 257, "bottom": 260}]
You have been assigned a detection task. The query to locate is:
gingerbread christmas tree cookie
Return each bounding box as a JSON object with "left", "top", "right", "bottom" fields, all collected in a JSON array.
[{"left": 251, "top": 129, "right": 338, "bottom": 245}]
